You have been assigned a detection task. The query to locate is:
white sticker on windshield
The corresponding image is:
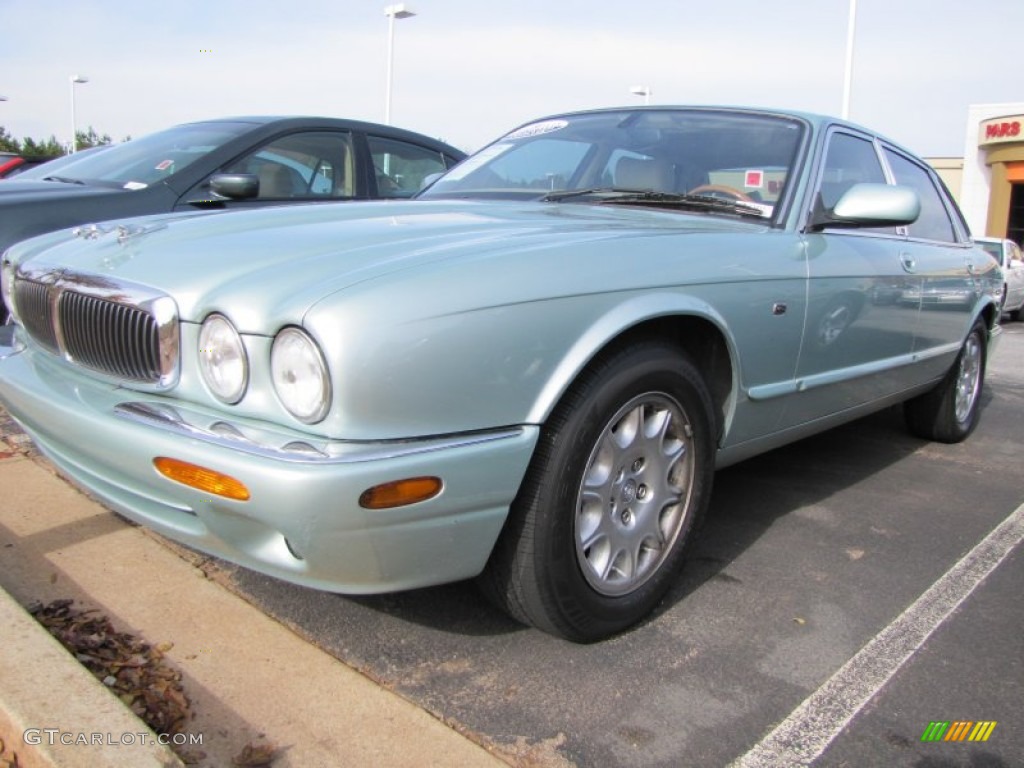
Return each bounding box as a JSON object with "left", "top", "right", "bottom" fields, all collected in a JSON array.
[
  {"left": 504, "top": 119, "right": 568, "bottom": 141},
  {"left": 441, "top": 142, "right": 514, "bottom": 181}
]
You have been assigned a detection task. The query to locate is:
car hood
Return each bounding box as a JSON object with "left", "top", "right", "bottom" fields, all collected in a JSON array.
[
  {"left": 0, "top": 178, "right": 129, "bottom": 199},
  {"left": 9, "top": 199, "right": 767, "bottom": 330}
]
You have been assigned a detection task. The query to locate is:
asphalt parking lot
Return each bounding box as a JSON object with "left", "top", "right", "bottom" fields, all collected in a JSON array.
[{"left": 183, "top": 319, "right": 1024, "bottom": 767}]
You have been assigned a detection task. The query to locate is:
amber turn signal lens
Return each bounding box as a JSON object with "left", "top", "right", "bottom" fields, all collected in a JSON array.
[
  {"left": 153, "top": 457, "right": 251, "bottom": 501},
  {"left": 359, "top": 476, "right": 443, "bottom": 509}
]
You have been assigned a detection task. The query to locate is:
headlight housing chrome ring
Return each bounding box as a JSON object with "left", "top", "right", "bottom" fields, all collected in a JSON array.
[
  {"left": 271, "top": 327, "right": 331, "bottom": 424},
  {"left": 1, "top": 255, "right": 19, "bottom": 324},
  {"left": 198, "top": 313, "right": 249, "bottom": 404}
]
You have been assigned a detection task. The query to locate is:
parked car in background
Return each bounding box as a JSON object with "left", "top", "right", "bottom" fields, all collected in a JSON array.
[
  {"left": 0, "top": 107, "right": 1002, "bottom": 641},
  {"left": 0, "top": 116, "right": 465, "bottom": 322},
  {"left": 975, "top": 236, "right": 1024, "bottom": 320},
  {"left": 0, "top": 152, "right": 61, "bottom": 179},
  {"left": 5, "top": 145, "right": 110, "bottom": 181}
]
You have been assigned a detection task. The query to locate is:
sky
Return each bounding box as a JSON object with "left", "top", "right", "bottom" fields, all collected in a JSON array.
[{"left": 1, "top": 0, "right": 1022, "bottom": 157}]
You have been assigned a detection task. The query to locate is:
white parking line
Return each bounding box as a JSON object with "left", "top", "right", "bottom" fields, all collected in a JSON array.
[{"left": 730, "top": 501, "right": 1024, "bottom": 768}]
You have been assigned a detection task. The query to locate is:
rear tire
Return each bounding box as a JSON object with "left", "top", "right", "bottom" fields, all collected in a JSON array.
[
  {"left": 904, "top": 318, "right": 987, "bottom": 443},
  {"left": 479, "top": 340, "right": 715, "bottom": 642}
]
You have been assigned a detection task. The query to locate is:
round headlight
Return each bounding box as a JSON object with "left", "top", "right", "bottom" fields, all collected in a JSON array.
[
  {"left": 198, "top": 314, "right": 248, "bottom": 404},
  {"left": 271, "top": 327, "right": 331, "bottom": 424}
]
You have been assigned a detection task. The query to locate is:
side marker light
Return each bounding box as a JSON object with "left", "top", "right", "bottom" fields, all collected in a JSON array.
[
  {"left": 359, "top": 476, "right": 443, "bottom": 509},
  {"left": 153, "top": 457, "right": 251, "bottom": 501}
]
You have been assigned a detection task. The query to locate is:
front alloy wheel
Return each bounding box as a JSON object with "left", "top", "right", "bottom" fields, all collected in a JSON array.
[
  {"left": 480, "top": 340, "right": 715, "bottom": 642},
  {"left": 575, "top": 394, "right": 695, "bottom": 596}
]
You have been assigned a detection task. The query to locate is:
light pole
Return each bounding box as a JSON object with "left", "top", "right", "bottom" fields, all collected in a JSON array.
[
  {"left": 69, "top": 75, "right": 89, "bottom": 153},
  {"left": 384, "top": 4, "right": 415, "bottom": 125},
  {"left": 630, "top": 85, "right": 652, "bottom": 105},
  {"left": 841, "top": 0, "right": 857, "bottom": 119}
]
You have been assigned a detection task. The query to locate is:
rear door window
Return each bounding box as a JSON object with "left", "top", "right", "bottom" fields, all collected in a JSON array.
[{"left": 883, "top": 149, "right": 956, "bottom": 243}]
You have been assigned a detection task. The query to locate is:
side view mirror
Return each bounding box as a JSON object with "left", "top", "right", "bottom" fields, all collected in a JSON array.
[
  {"left": 809, "top": 183, "right": 920, "bottom": 231},
  {"left": 208, "top": 173, "right": 260, "bottom": 201},
  {"left": 418, "top": 171, "right": 445, "bottom": 192}
]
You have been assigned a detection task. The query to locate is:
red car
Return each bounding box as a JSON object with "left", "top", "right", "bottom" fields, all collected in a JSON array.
[{"left": 0, "top": 152, "right": 60, "bottom": 179}]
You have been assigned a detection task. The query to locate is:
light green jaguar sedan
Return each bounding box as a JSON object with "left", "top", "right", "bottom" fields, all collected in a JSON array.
[{"left": 0, "top": 107, "right": 1003, "bottom": 641}]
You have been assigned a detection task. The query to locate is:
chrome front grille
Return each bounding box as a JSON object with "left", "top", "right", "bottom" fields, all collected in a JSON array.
[
  {"left": 60, "top": 291, "right": 164, "bottom": 381},
  {"left": 11, "top": 268, "right": 180, "bottom": 389},
  {"left": 13, "top": 279, "right": 59, "bottom": 353}
]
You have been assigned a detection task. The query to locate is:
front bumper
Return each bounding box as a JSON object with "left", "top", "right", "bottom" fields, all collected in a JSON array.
[{"left": 0, "top": 332, "right": 538, "bottom": 593}]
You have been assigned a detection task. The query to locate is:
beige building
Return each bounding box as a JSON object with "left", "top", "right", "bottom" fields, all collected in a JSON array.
[
  {"left": 927, "top": 157, "right": 963, "bottom": 201},
  {"left": 954, "top": 103, "right": 1024, "bottom": 245}
]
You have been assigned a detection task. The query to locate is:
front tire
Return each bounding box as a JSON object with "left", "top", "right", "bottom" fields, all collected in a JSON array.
[
  {"left": 904, "top": 318, "right": 987, "bottom": 443},
  {"left": 479, "top": 340, "right": 715, "bottom": 642}
]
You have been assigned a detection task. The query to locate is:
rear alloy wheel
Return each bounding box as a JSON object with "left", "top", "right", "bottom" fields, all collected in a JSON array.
[
  {"left": 480, "top": 340, "right": 715, "bottom": 642},
  {"left": 904, "top": 318, "right": 987, "bottom": 443}
]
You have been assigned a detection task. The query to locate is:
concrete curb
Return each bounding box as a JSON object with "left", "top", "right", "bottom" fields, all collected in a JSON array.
[{"left": 0, "top": 584, "right": 183, "bottom": 768}]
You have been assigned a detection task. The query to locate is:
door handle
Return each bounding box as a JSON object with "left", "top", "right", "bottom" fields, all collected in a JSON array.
[{"left": 899, "top": 252, "right": 916, "bottom": 273}]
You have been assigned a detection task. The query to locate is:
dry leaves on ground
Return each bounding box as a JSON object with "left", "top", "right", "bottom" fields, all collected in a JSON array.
[
  {"left": 232, "top": 741, "right": 280, "bottom": 766},
  {"left": 0, "top": 736, "right": 23, "bottom": 768},
  {"left": 28, "top": 598, "right": 205, "bottom": 764}
]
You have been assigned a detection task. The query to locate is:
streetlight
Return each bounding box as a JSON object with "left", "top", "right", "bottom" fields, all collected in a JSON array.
[
  {"left": 630, "top": 85, "right": 652, "bottom": 106},
  {"left": 69, "top": 75, "right": 89, "bottom": 153},
  {"left": 384, "top": 3, "right": 416, "bottom": 125},
  {"left": 841, "top": 0, "right": 857, "bottom": 119}
]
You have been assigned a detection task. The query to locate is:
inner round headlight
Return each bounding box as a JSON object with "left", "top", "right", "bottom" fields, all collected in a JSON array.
[
  {"left": 198, "top": 314, "right": 248, "bottom": 404},
  {"left": 271, "top": 327, "right": 331, "bottom": 424}
]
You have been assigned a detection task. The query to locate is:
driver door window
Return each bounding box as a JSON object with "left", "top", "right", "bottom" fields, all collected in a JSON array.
[
  {"left": 222, "top": 132, "right": 354, "bottom": 200},
  {"left": 817, "top": 132, "right": 893, "bottom": 235}
]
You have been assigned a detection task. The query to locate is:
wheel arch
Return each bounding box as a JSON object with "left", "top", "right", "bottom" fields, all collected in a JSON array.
[
  {"left": 978, "top": 301, "right": 1000, "bottom": 332},
  {"left": 526, "top": 295, "right": 737, "bottom": 443}
]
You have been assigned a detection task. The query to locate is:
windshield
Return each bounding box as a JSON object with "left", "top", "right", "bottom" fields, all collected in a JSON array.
[
  {"left": 29, "top": 121, "right": 252, "bottom": 189},
  {"left": 11, "top": 146, "right": 106, "bottom": 180},
  {"left": 420, "top": 109, "right": 806, "bottom": 221}
]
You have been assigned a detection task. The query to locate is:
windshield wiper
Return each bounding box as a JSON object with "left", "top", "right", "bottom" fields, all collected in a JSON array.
[
  {"left": 542, "top": 188, "right": 767, "bottom": 218},
  {"left": 42, "top": 175, "right": 86, "bottom": 185},
  {"left": 541, "top": 187, "right": 646, "bottom": 202}
]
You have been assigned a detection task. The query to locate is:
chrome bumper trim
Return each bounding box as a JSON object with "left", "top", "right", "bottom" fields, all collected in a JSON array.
[{"left": 114, "top": 401, "right": 525, "bottom": 465}]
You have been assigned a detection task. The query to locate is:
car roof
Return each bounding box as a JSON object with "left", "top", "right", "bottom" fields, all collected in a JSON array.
[{"left": 175, "top": 116, "right": 465, "bottom": 156}]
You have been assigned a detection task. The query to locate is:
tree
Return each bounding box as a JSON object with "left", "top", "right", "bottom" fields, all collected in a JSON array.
[
  {"left": 21, "top": 135, "right": 65, "bottom": 157},
  {"left": 0, "top": 125, "right": 116, "bottom": 157},
  {"left": 0, "top": 126, "right": 19, "bottom": 153},
  {"left": 75, "top": 126, "right": 113, "bottom": 151}
]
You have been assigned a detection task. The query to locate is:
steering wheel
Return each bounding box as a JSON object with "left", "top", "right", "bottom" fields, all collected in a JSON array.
[{"left": 687, "top": 184, "right": 754, "bottom": 202}]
